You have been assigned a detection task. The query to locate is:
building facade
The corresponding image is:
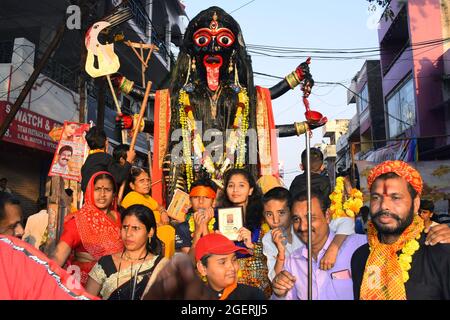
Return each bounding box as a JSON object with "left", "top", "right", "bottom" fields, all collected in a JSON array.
[
  {"left": 321, "top": 119, "right": 350, "bottom": 186},
  {"left": 378, "top": 0, "right": 450, "bottom": 160}
]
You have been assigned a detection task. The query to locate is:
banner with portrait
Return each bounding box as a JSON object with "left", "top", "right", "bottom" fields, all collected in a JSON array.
[{"left": 48, "top": 121, "right": 90, "bottom": 181}]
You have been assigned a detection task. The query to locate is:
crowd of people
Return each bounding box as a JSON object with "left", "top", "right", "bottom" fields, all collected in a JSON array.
[{"left": 1, "top": 127, "right": 450, "bottom": 300}]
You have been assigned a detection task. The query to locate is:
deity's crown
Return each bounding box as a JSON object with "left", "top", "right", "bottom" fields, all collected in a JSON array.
[{"left": 209, "top": 12, "right": 218, "bottom": 31}]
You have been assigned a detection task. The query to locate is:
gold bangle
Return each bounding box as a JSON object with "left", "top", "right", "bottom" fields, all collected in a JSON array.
[
  {"left": 294, "top": 122, "right": 308, "bottom": 136},
  {"left": 133, "top": 114, "right": 146, "bottom": 132},
  {"left": 285, "top": 71, "right": 301, "bottom": 89}
]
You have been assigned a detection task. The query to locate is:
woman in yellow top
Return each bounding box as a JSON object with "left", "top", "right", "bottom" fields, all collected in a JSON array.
[{"left": 121, "top": 168, "right": 175, "bottom": 258}]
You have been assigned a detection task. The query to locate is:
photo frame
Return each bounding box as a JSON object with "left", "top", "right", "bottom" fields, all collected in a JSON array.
[{"left": 217, "top": 207, "right": 243, "bottom": 241}]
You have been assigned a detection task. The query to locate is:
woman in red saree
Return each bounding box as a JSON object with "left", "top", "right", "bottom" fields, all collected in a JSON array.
[{"left": 52, "top": 171, "right": 123, "bottom": 287}]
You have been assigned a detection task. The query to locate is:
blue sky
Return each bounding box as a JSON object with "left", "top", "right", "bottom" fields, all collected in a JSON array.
[{"left": 184, "top": 0, "right": 381, "bottom": 186}]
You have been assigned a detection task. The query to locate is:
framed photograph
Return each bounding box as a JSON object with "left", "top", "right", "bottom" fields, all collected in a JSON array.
[{"left": 217, "top": 207, "right": 243, "bottom": 241}]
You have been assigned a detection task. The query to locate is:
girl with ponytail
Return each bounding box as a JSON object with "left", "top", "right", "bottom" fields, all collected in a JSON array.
[{"left": 85, "top": 205, "right": 168, "bottom": 300}]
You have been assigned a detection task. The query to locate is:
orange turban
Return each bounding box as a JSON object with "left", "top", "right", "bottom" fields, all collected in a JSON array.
[{"left": 367, "top": 160, "right": 423, "bottom": 195}]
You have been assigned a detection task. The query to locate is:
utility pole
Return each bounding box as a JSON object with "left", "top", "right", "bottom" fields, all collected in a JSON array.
[
  {"left": 96, "top": 77, "right": 106, "bottom": 129},
  {"left": 0, "top": 23, "right": 66, "bottom": 138},
  {"left": 78, "top": 0, "right": 90, "bottom": 123}
]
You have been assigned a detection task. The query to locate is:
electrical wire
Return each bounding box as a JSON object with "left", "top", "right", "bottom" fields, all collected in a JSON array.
[{"left": 230, "top": 0, "right": 258, "bottom": 14}]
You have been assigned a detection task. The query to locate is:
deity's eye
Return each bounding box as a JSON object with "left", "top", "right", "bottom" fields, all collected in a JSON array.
[
  {"left": 217, "top": 32, "right": 234, "bottom": 47},
  {"left": 193, "top": 32, "right": 211, "bottom": 47}
]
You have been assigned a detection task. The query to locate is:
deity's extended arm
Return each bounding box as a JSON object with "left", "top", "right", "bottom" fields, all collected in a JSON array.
[
  {"left": 269, "top": 59, "right": 314, "bottom": 100},
  {"left": 117, "top": 117, "right": 324, "bottom": 138}
]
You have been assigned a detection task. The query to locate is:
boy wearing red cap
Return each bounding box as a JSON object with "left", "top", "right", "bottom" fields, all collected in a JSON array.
[{"left": 195, "top": 233, "right": 266, "bottom": 300}]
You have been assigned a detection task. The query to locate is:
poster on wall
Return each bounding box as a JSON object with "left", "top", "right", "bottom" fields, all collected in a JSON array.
[{"left": 48, "top": 121, "right": 90, "bottom": 181}]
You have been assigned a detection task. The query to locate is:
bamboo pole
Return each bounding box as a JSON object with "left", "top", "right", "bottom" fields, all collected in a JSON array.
[
  {"left": 140, "top": 43, "right": 154, "bottom": 184},
  {"left": 130, "top": 81, "right": 152, "bottom": 149},
  {"left": 125, "top": 40, "right": 158, "bottom": 189},
  {"left": 126, "top": 40, "right": 148, "bottom": 67},
  {"left": 117, "top": 81, "right": 152, "bottom": 204},
  {"left": 140, "top": 43, "right": 145, "bottom": 87}
]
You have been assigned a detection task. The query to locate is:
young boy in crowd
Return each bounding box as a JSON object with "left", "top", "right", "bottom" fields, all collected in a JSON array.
[
  {"left": 80, "top": 126, "right": 135, "bottom": 193},
  {"left": 261, "top": 187, "right": 302, "bottom": 281},
  {"left": 112, "top": 144, "right": 130, "bottom": 167},
  {"left": 175, "top": 179, "right": 218, "bottom": 258},
  {"left": 419, "top": 199, "right": 439, "bottom": 230}
]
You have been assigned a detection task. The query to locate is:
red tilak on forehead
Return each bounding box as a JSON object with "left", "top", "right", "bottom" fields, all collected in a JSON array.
[{"left": 383, "top": 183, "right": 389, "bottom": 196}]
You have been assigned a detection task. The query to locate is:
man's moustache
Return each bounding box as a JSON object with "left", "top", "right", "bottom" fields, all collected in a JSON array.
[{"left": 372, "top": 210, "right": 401, "bottom": 222}]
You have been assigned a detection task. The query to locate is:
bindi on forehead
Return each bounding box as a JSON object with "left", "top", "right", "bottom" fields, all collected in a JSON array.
[{"left": 95, "top": 179, "right": 113, "bottom": 187}]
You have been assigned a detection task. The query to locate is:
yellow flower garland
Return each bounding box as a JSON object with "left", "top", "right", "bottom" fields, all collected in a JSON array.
[
  {"left": 188, "top": 215, "right": 216, "bottom": 235},
  {"left": 179, "top": 89, "right": 194, "bottom": 191},
  {"left": 261, "top": 222, "right": 270, "bottom": 235},
  {"left": 398, "top": 232, "right": 422, "bottom": 283},
  {"left": 329, "top": 176, "right": 364, "bottom": 219}
]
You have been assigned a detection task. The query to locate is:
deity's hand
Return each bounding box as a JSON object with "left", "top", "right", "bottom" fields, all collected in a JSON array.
[
  {"left": 295, "top": 59, "right": 311, "bottom": 81},
  {"left": 284, "top": 58, "right": 315, "bottom": 98},
  {"left": 296, "top": 58, "right": 314, "bottom": 98},
  {"left": 115, "top": 113, "right": 145, "bottom": 135},
  {"left": 110, "top": 73, "right": 124, "bottom": 88},
  {"left": 116, "top": 113, "right": 134, "bottom": 130}
]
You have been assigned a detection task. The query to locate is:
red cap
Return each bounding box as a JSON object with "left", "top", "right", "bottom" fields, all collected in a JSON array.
[{"left": 195, "top": 233, "right": 249, "bottom": 261}]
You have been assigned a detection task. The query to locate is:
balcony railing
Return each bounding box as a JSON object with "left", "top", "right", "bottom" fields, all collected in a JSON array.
[
  {"left": 37, "top": 51, "right": 79, "bottom": 92},
  {"left": 127, "top": 0, "right": 148, "bottom": 35},
  {"left": 126, "top": 0, "right": 175, "bottom": 64}
]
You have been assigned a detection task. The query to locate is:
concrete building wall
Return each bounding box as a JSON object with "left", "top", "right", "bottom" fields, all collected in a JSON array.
[{"left": 378, "top": 0, "right": 448, "bottom": 157}]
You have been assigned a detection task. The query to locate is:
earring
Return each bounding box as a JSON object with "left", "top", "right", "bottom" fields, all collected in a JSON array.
[
  {"left": 191, "top": 57, "right": 196, "bottom": 72},
  {"left": 228, "top": 58, "right": 234, "bottom": 74},
  {"left": 201, "top": 275, "right": 208, "bottom": 283}
]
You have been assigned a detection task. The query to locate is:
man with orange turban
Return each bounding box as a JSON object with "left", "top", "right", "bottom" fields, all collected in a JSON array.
[{"left": 351, "top": 160, "right": 450, "bottom": 300}]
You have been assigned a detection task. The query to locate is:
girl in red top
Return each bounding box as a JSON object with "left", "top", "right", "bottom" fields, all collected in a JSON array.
[{"left": 52, "top": 171, "right": 123, "bottom": 287}]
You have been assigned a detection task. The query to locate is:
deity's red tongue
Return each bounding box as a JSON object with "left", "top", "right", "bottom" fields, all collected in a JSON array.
[{"left": 203, "top": 55, "right": 223, "bottom": 91}]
